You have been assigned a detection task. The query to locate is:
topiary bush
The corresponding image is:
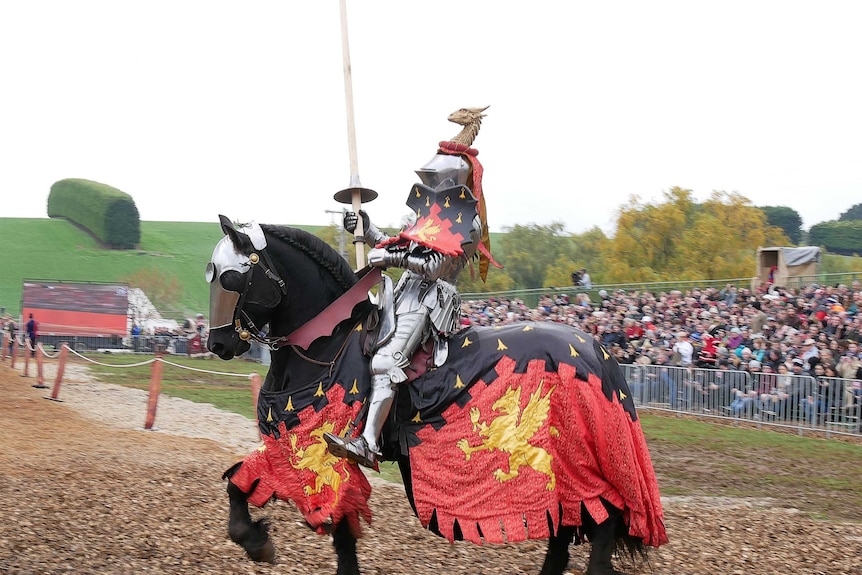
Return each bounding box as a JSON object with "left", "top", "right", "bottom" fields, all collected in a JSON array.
[{"left": 47, "top": 178, "right": 141, "bottom": 248}]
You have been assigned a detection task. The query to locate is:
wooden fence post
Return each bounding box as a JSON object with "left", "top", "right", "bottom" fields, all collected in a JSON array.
[
  {"left": 144, "top": 354, "right": 164, "bottom": 430},
  {"left": 10, "top": 337, "right": 18, "bottom": 368},
  {"left": 34, "top": 344, "right": 48, "bottom": 388},
  {"left": 48, "top": 343, "right": 69, "bottom": 401},
  {"left": 23, "top": 341, "right": 30, "bottom": 377}
]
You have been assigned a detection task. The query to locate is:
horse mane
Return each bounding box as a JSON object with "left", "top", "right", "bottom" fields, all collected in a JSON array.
[{"left": 260, "top": 224, "right": 358, "bottom": 292}]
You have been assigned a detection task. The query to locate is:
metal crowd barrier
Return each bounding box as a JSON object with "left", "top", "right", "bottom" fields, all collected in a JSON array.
[
  {"left": 37, "top": 333, "right": 205, "bottom": 355},
  {"left": 620, "top": 364, "right": 862, "bottom": 438}
]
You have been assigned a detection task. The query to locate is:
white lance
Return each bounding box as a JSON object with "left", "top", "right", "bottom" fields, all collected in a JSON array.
[{"left": 333, "top": 0, "right": 377, "bottom": 271}]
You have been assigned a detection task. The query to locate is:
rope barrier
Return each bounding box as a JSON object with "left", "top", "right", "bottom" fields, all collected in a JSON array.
[
  {"left": 8, "top": 340, "right": 263, "bottom": 433},
  {"left": 37, "top": 343, "right": 62, "bottom": 359},
  {"left": 159, "top": 357, "right": 256, "bottom": 378},
  {"left": 65, "top": 346, "right": 157, "bottom": 368}
]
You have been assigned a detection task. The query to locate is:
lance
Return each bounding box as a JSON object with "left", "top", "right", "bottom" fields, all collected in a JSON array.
[{"left": 333, "top": 0, "right": 377, "bottom": 270}]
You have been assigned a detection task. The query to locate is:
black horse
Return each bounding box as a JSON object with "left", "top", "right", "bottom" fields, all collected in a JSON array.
[{"left": 206, "top": 216, "right": 667, "bottom": 575}]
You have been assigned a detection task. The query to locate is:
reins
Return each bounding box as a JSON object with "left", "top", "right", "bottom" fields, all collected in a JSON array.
[{"left": 287, "top": 324, "right": 357, "bottom": 377}]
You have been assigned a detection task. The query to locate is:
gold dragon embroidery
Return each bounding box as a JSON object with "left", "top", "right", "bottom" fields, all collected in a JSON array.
[
  {"left": 289, "top": 421, "right": 351, "bottom": 500},
  {"left": 413, "top": 217, "right": 442, "bottom": 243},
  {"left": 457, "top": 383, "right": 557, "bottom": 490}
]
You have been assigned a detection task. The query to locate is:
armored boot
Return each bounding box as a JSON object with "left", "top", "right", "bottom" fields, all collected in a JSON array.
[{"left": 324, "top": 374, "right": 395, "bottom": 470}]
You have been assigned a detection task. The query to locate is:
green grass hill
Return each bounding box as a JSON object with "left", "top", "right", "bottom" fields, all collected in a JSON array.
[{"left": 0, "top": 218, "right": 322, "bottom": 321}]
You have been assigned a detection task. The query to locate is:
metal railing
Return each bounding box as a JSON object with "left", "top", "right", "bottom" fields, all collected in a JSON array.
[
  {"left": 461, "top": 271, "right": 862, "bottom": 308},
  {"left": 620, "top": 364, "right": 862, "bottom": 437}
]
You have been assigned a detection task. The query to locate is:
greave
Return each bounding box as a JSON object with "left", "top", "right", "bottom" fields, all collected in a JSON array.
[{"left": 361, "top": 374, "right": 396, "bottom": 454}]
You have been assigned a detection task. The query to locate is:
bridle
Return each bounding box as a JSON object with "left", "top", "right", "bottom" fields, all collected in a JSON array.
[{"left": 229, "top": 247, "right": 289, "bottom": 349}]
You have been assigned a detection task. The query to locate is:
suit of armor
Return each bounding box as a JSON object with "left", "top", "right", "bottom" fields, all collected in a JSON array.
[{"left": 325, "top": 153, "right": 482, "bottom": 469}]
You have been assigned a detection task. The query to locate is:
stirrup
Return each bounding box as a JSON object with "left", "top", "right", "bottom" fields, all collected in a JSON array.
[{"left": 323, "top": 432, "right": 380, "bottom": 471}]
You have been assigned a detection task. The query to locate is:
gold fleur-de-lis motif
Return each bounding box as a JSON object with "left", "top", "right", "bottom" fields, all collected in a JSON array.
[
  {"left": 416, "top": 208, "right": 421, "bottom": 218},
  {"left": 455, "top": 374, "right": 465, "bottom": 388},
  {"left": 461, "top": 336, "right": 473, "bottom": 347},
  {"left": 497, "top": 339, "right": 508, "bottom": 351},
  {"left": 415, "top": 186, "right": 421, "bottom": 198},
  {"left": 459, "top": 188, "right": 466, "bottom": 199},
  {"left": 349, "top": 379, "right": 359, "bottom": 394},
  {"left": 444, "top": 196, "right": 450, "bottom": 208},
  {"left": 456, "top": 212, "right": 462, "bottom": 223},
  {"left": 425, "top": 196, "right": 430, "bottom": 207},
  {"left": 569, "top": 344, "right": 579, "bottom": 357},
  {"left": 284, "top": 396, "right": 294, "bottom": 412},
  {"left": 266, "top": 406, "right": 273, "bottom": 422},
  {"left": 314, "top": 382, "right": 325, "bottom": 397},
  {"left": 411, "top": 411, "right": 422, "bottom": 423}
]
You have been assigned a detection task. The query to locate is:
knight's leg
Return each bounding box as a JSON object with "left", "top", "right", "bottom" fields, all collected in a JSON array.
[
  {"left": 360, "top": 374, "right": 396, "bottom": 453},
  {"left": 325, "top": 311, "right": 428, "bottom": 469},
  {"left": 362, "top": 309, "right": 429, "bottom": 449}
]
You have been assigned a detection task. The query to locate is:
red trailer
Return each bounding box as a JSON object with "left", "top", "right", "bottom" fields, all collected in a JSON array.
[{"left": 21, "top": 280, "right": 129, "bottom": 349}]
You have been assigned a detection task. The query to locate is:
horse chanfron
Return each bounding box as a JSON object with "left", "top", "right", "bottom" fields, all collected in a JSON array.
[{"left": 205, "top": 215, "right": 287, "bottom": 360}]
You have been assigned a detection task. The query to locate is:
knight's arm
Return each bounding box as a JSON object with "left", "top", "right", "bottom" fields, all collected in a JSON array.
[
  {"left": 344, "top": 210, "right": 390, "bottom": 247},
  {"left": 402, "top": 248, "right": 467, "bottom": 281},
  {"left": 367, "top": 245, "right": 461, "bottom": 280}
]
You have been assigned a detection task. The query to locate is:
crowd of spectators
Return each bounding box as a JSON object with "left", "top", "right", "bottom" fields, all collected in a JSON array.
[{"left": 460, "top": 279, "right": 862, "bottom": 423}]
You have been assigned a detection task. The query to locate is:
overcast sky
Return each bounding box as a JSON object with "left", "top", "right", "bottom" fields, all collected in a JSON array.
[{"left": 2, "top": 1, "right": 860, "bottom": 234}]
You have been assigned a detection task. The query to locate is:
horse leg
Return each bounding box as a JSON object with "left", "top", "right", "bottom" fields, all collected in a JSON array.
[
  {"left": 225, "top": 477, "right": 275, "bottom": 563},
  {"left": 584, "top": 514, "right": 620, "bottom": 575},
  {"left": 539, "top": 524, "right": 575, "bottom": 575},
  {"left": 331, "top": 518, "right": 360, "bottom": 575},
  {"left": 583, "top": 500, "right": 643, "bottom": 575}
]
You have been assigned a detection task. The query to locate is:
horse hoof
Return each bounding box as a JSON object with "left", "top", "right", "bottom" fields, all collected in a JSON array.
[{"left": 248, "top": 539, "right": 276, "bottom": 564}]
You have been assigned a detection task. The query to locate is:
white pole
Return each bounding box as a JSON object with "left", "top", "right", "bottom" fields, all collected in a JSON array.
[{"left": 339, "top": 0, "right": 366, "bottom": 270}]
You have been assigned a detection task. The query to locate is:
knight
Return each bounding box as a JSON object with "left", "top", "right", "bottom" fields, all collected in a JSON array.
[{"left": 325, "top": 106, "right": 497, "bottom": 469}]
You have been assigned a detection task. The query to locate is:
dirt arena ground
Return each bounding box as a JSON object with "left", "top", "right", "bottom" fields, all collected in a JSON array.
[{"left": 1, "top": 358, "right": 860, "bottom": 575}]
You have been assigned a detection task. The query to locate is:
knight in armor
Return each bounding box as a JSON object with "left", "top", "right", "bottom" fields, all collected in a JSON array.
[{"left": 325, "top": 107, "right": 496, "bottom": 469}]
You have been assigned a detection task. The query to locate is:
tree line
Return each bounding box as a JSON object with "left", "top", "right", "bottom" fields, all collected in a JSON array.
[{"left": 315, "top": 189, "right": 862, "bottom": 293}]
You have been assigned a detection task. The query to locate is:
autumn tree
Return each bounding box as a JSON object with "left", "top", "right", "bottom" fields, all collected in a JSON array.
[
  {"left": 602, "top": 187, "right": 788, "bottom": 282},
  {"left": 759, "top": 205, "right": 803, "bottom": 244},
  {"left": 603, "top": 187, "right": 698, "bottom": 282}
]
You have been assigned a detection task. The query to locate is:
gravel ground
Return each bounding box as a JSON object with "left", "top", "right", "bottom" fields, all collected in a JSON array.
[{"left": 1, "top": 357, "right": 861, "bottom": 575}]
